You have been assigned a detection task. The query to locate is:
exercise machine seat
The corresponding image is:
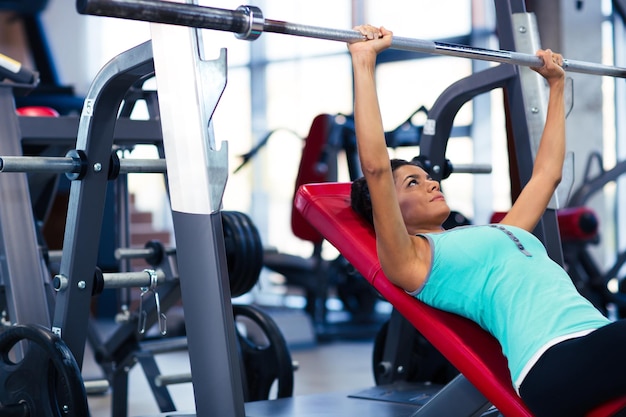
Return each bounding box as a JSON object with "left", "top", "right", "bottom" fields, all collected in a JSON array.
[
  {"left": 291, "top": 114, "right": 335, "bottom": 244},
  {"left": 294, "top": 182, "right": 626, "bottom": 417}
]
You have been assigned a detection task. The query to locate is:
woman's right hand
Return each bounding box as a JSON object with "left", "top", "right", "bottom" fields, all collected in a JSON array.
[{"left": 348, "top": 25, "right": 393, "bottom": 59}]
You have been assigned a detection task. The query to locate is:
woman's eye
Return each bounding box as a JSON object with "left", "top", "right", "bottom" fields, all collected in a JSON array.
[{"left": 408, "top": 180, "right": 417, "bottom": 187}]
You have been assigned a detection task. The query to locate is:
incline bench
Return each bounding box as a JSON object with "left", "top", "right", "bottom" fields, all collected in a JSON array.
[{"left": 294, "top": 182, "right": 626, "bottom": 417}]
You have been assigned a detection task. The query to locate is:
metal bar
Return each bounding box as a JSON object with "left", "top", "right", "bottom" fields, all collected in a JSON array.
[
  {"left": 0, "top": 155, "right": 166, "bottom": 174},
  {"left": 52, "top": 268, "right": 166, "bottom": 290},
  {"left": 452, "top": 163, "right": 492, "bottom": 174},
  {"left": 76, "top": 0, "right": 626, "bottom": 78},
  {"left": 155, "top": 372, "right": 192, "bottom": 387},
  {"left": 114, "top": 246, "right": 175, "bottom": 260},
  {"left": 118, "top": 158, "right": 167, "bottom": 173},
  {"left": 0, "top": 156, "right": 80, "bottom": 173},
  {"left": 102, "top": 269, "right": 166, "bottom": 289},
  {"left": 83, "top": 379, "right": 110, "bottom": 395}
]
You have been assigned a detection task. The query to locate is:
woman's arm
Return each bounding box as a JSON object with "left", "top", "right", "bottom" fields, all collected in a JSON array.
[
  {"left": 500, "top": 49, "right": 566, "bottom": 231},
  {"left": 349, "top": 25, "right": 428, "bottom": 291}
]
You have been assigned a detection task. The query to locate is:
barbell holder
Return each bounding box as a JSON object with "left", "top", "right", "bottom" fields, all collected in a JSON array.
[
  {"left": 76, "top": 0, "right": 626, "bottom": 78},
  {"left": 100, "top": 269, "right": 166, "bottom": 289},
  {"left": 52, "top": 269, "right": 166, "bottom": 293},
  {"left": 0, "top": 156, "right": 82, "bottom": 174},
  {"left": 0, "top": 155, "right": 166, "bottom": 178}
]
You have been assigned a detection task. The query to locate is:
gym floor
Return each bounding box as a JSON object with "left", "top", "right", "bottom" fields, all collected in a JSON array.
[{"left": 83, "top": 307, "right": 380, "bottom": 417}]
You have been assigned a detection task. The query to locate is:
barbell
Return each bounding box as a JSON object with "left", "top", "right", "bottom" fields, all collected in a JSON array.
[
  {"left": 76, "top": 0, "right": 626, "bottom": 78},
  {"left": 0, "top": 151, "right": 166, "bottom": 181}
]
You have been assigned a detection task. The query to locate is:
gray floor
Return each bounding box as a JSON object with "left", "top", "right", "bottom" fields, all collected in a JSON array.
[{"left": 84, "top": 308, "right": 381, "bottom": 417}]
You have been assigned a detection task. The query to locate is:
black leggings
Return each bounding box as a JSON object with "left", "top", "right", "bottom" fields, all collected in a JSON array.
[{"left": 519, "top": 320, "right": 626, "bottom": 417}]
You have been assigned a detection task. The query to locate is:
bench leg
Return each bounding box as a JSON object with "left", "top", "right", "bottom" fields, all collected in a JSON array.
[{"left": 411, "top": 374, "right": 493, "bottom": 417}]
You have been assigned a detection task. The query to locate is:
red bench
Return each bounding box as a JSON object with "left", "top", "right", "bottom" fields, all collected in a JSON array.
[{"left": 294, "top": 182, "right": 626, "bottom": 417}]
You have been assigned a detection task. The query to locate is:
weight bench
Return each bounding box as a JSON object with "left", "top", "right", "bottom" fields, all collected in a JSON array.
[{"left": 294, "top": 182, "right": 626, "bottom": 417}]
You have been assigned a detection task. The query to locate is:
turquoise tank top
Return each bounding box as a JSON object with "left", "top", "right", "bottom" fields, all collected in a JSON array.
[{"left": 408, "top": 224, "right": 610, "bottom": 388}]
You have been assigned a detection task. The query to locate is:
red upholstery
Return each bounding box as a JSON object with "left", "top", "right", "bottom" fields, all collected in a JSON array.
[
  {"left": 16, "top": 106, "right": 60, "bottom": 117},
  {"left": 295, "top": 182, "right": 626, "bottom": 417},
  {"left": 290, "top": 114, "right": 335, "bottom": 244}
]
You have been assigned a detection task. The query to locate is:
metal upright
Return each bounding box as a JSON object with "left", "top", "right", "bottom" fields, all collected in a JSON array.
[
  {"left": 0, "top": 82, "right": 53, "bottom": 332},
  {"left": 419, "top": 0, "right": 566, "bottom": 265}
]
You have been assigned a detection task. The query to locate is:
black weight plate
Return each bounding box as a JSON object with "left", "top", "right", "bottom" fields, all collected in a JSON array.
[
  {"left": 231, "top": 211, "right": 263, "bottom": 295},
  {"left": 222, "top": 211, "right": 248, "bottom": 297},
  {"left": 0, "top": 324, "right": 88, "bottom": 417},
  {"left": 233, "top": 304, "right": 293, "bottom": 401}
]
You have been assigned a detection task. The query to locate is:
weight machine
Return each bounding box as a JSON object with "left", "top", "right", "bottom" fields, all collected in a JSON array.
[
  {"left": 1, "top": 18, "right": 292, "bottom": 417},
  {"left": 0, "top": 0, "right": 625, "bottom": 416}
]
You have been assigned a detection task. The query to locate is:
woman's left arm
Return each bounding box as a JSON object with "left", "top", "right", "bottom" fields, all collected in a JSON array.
[{"left": 500, "top": 49, "right": 566, "bottom": 231}]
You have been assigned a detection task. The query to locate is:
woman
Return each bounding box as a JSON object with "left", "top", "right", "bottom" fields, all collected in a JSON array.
[{"left": 348, "top": 25, "right": 626, "bottom": 417}]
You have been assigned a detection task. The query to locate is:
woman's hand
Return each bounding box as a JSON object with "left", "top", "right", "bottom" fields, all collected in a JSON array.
[
  {"left": 532, "top": 49, "right": 566, "bottom": 86},
  {"left": 348, "top": 25, "right": 393, "bottom": 60}
]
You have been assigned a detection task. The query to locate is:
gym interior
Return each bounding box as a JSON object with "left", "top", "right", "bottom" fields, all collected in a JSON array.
[{"left": 1, "top": 0, "right": 626, "bottom": 416}]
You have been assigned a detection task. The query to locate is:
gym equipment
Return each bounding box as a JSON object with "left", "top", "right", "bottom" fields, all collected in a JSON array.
[
  {"left": 294, "top": 181, "right": 626, "bottom": 417},
  {"left": 114, "top": 210, "right": 264, "bottom": 299},
  {"left": 235, "top": 304, "right": 294, "bottom": 400},
  {"left": 559, "top": 152, "right": 626, "bottom": 317},
  {"left": 372, "top": 319, "right": 458, "bottom": 386},
  {"left": 0, "top": 154, "right": 166, "bottom": 179},
  {"left": 16, "top": 106, "right": 59, "bottom": 117},
  {"left": 0, "top": 324, "right": 89, "bottom": 417},
  {"left": 5, "top": 3, "right": 85, "bottom": 115},
  {"left": 75, "top": 1, "right": 626, "bottom": 79},
  {"left": 259, "top": 112, "right": 488, "bottom": 337},
  {"left": 1, "top": 9, "right": 274, "bottom": 417},
  {"left": 0, "top": 52, "right": 38, "bottom": 85},
  {"left": 222, "top": 211, "right": 264, "bottom": 298},
  {"left": 84, "top": 211, "right": 265, "bottom": 415},
  {"left": 0, "top": 0, "right": 598, "bottom": 415},
  {"left": 122, "top": 304, "right": 294, "bottom": 409}
]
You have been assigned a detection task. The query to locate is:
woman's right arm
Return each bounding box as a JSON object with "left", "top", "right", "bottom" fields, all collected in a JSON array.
[{"left": 349, "top": 26, "right": 426, "bottom": 291}]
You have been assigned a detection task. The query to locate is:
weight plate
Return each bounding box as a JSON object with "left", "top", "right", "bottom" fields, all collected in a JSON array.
[
  {"left": 0, "top": 324, "right": 89, "bottom": 417},
  {"left": 233, "top": 304, "right": 293, "bottom": 401}
]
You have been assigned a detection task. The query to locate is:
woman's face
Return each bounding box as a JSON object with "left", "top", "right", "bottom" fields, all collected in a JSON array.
[{"left": 392, "top": 164, "right": 450, "bottom": 232}]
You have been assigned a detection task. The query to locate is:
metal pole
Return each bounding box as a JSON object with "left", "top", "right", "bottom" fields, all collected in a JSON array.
[
  {"left": 101, "top": 269, "right": 166, "bottom": 289},
  {"left": 76, "top": 0, "right": 626, "bottom": 78},
  {"left": 51, "top": 269, "right": 167, "bottom": 290},
  {"left": 0, "top": 156, "right": 166, "bottom": 174},
  {"left": 114, "top": 246, "right": 175, "bottom": 260}
]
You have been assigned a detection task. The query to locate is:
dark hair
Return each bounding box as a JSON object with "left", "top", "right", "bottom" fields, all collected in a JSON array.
[{"left": 350, "top": 158, "right": 422, "bottom": 226}]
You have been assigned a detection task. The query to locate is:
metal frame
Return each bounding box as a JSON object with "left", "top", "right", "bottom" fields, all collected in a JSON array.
[
  {"left": 0, "top": 84, "right": 53, "bottom": 332},
  {"left": 419, "top": 4, "right": 564, "bottom": 264},
  {"left": 51, "top": 40, "right": 156, "bottom": 366},
  {"left": 149, "top": 15, "right": 244, "bottom": 416}
]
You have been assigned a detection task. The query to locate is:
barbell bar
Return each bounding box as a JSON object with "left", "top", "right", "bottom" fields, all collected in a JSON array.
[
  {"left": 0, "top": 155, "right": 166, "bottom": 177},
  {"left": 51, "top": 269, "right": 166, "bottom": 292},
  {"left": 76, "top": 0, "right": 626, "bottom": 78}
]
